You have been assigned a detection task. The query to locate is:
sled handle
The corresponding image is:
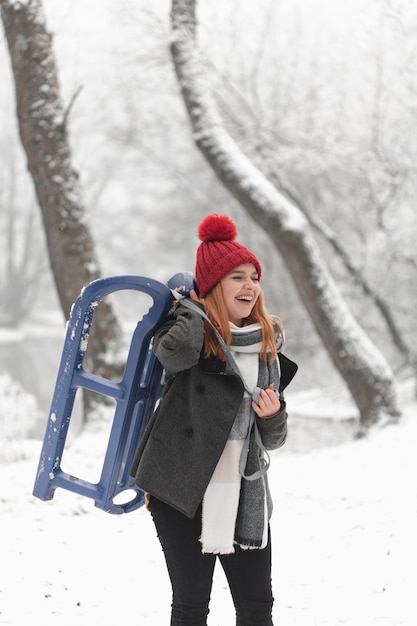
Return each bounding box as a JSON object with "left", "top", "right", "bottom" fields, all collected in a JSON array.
[{"left": 33, "top": 275, "right": 172, "bottom": 514}]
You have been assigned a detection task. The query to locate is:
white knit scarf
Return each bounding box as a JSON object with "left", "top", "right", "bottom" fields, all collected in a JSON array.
[{"left": 200, "top": 323, "right": 273, "bottom": 554}]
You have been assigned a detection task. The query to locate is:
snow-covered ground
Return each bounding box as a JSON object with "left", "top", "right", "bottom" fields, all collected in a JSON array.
[{"left": 1, "top": 381, "right": 416, "bottom": 625}]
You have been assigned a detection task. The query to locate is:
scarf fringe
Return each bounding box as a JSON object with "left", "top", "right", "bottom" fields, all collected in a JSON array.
[
  {"left": 234, "top": 537, "right": 263, "bottom": 549},
  {"left": 199, "top": 536, "right": 263, "bottom": 555},
  {"left": 200, "top": 541, "right": 236, "bottom": 555}
]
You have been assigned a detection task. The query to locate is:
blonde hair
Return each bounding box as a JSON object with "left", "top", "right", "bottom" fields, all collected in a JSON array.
[{"left": 200, "top": 282, "right": 284, "bottom": 362}]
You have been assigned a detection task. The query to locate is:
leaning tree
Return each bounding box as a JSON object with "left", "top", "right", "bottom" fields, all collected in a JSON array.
[{"left": 170, "top": 0, "right": 400, "bottom": 431}]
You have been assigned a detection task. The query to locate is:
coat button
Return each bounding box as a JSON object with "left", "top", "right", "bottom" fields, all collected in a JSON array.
[{"left": 184, "top": 427, "right": 194, "bottom": 438}]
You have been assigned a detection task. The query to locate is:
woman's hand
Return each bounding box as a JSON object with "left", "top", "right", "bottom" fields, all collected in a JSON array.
[
  {"left": 190, "top": 289, "right": 200, "bottom": 302},
  {"left": 172, "top": 287, "right": 200, "bottom": 307},
  {"left": 252, "top": 384, "right": 281, "bottom": 419}
]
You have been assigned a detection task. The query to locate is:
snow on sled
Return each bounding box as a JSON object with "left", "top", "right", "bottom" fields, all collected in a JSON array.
[{"left": 32, "top": 274, "right": 193, "bottom": 514}]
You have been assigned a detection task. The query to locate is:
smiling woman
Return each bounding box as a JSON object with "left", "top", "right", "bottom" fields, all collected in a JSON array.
[{"left": 131, "top": 212, "right": 297, "bottom": 625}]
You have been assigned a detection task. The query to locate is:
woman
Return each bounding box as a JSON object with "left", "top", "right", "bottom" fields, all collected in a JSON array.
[{"left": 131, "top": 213, "right": 297, "bottom": 626}]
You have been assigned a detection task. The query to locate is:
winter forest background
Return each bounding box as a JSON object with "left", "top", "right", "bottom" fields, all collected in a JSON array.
[
  {"left": 1, "top": 0, "right": 416, "bottom": 437},
  {"left": 1, "top": 1, "right": 417, "bottom": 624}
]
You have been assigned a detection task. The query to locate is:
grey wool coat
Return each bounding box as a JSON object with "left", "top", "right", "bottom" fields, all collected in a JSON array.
[{"left": 130, "top": 301, "right": 289, "bottom": 519}]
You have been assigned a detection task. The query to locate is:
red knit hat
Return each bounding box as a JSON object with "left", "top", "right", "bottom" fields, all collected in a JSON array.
[{"left": 195, "top": 214, "right": 262, "bottom": 298}]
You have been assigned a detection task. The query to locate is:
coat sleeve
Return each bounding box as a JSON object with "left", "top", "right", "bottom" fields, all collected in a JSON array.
[{"left": 153, "top": 301, "right": 205, "bottom": 375}]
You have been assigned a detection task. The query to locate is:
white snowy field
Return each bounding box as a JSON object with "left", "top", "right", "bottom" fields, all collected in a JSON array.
[{"left": 1, "top": 387, "right": 416, "bottom": 626}]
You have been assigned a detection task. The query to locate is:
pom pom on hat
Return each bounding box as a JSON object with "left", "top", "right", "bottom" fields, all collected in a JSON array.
[
  {"left": 197, "top": 213, "right": 237, "bottom": 243},
  {"left": 195, "top": 213, "right": 262, "bottom": 298}
]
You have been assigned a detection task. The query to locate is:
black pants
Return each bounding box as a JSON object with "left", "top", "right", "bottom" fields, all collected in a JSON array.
[{"left": 150, "top": 496, "right": 274, "bottom": 626}]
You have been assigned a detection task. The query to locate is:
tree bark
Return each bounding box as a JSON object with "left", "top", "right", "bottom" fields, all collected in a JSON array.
[
  {"left": 1, "top": 0, "right": 122, "bottom": 413},
  {"left": 170, "top": 0, "right": 401, "bottom": 431}
]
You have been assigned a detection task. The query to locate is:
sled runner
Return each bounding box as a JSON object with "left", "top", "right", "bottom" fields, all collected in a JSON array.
[{"left": 33, "top": 275, "right": 176, "bottom": 514}]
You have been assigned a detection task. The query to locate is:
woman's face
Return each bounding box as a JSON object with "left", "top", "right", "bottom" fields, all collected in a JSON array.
[{"left": 220, "top": 263, "right": 261, "bottom": 326}]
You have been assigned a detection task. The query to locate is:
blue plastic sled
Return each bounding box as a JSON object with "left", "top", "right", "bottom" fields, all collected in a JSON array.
[{"left": 32, "top": 275, "right": 173, "bottom": 514}]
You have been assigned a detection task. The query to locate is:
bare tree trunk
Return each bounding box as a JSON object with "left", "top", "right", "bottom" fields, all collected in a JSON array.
[
  {"left": 170, "top": 0, "right": 400, "bottom": 431},
  {"left": 1, "top": 0, "right": 122, "bottom": 415}
]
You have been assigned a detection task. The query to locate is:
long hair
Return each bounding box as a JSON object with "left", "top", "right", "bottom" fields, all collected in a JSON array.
[{"left": 200, "top": 282, "right": 284, "bottom": 362}]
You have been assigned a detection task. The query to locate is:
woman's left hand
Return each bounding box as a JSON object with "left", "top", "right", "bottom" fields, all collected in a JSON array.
[
  {"left": 189, "top": 289, "right": 200, "bottom": 302},
  {"left": 252, "top": 384, "right": 281, "bottom": 419}
]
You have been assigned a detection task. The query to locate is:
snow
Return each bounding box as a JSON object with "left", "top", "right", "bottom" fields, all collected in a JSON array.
[
  {"left": 0, "top": 373, "right": 41, "bottom": 454},
  {"left": 1, "top": 382, "right": 415, "bottom": 625},
  {"left": 1, "top": 0, "right": 416, "bottom": 622}
]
